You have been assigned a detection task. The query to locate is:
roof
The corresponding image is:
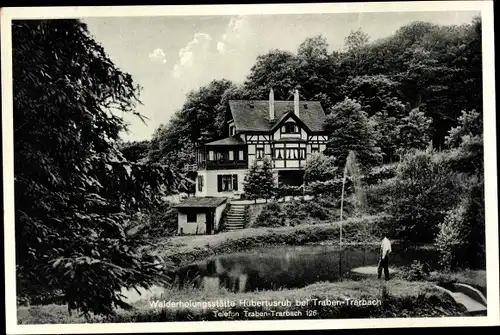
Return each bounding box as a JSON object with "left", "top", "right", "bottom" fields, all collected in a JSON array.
[
  {"left": 205, "top": 136, "right": 245, "bottom": 146},
  {"left": 228, "top": 100, "right": 327, "bottom": 133},
  {"left": 173, "top": 197, "right": 228, "bottom": 209}
]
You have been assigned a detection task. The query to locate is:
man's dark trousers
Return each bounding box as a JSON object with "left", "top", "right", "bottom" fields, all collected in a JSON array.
[{"left": 378, "top": 255, "right": 390, "bottom": 280}]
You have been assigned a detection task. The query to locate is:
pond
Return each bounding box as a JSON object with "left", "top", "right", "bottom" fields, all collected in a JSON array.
[{"left": 170, "top": 243, "right": 440, "bottom": 293}]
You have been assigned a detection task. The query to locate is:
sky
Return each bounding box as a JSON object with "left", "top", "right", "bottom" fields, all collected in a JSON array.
[{"left": 82, "top": 11, "right": 480, "bottom": 142}]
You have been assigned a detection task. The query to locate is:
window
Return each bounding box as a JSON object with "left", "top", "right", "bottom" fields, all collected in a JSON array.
[
  {"left": 229, "top": 150, "right": 234, "bottom": 161},
  {"left": 216, "top": 151, "right": 229, "bottom": 162},
  {"left": 300, "top": 149, "right": 306, "bottom": 159},
  {"left": 282, "top": 122, "right": 299, "bottom": 134},
  {"left": 229, "top": 125, "right": 235, "bottom": 136},
  {"left": 311, "top": 146, "right": 319, "bottom": 154},
  {"left": 187, "top": 212, "right": 197, "bottom": 223},
  {"left": 238, "top": 150, "right": 244, "bottom": 161},
  {"left": 256, "top": 148, "right": 264, "bottom": 159},
  {"left": 208, "top": 150, "right": 214, "bottom": 160},
  {"left": 218, "top": 174, "right": 238, "bottom": 192},
  {"left": 286, "top": 148, "right": 299, "bottom": 159},
  {"left": 197, "top": 175, "right": 204, "bottom": 192},
  {"left": 274, "top": 148, "right": 284, "bottom": 159}
]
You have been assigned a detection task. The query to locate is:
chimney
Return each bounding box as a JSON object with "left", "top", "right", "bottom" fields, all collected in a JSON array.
[
  {"left": 269, "top": 88, "right": 275, "bottom": 120},
  {"left": 294, "top": 88, "right": 300, "bottom": 118}
]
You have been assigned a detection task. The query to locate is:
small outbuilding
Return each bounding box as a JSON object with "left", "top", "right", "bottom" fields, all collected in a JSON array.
[{"left": 173, "top": 197, "right": 228, "bottom": 235}]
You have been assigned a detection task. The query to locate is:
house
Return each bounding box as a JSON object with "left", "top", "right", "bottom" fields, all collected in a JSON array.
[
  {"left": 174, "top": 196, "right": 228, "bottom": 235},
  {"left": 194, "top": 88, "right": 329, "bottom": 198}
]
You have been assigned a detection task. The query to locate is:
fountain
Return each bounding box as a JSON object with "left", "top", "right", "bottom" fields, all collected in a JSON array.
[{"left": 339, "top": 151, "right": 367, "bottom": 245}]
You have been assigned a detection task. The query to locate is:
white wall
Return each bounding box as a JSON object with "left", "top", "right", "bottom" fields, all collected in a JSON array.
[
  {"left": 178, "top": 212, "right": 207, "bottom": 235},
  {"left": 195, "top": 169, "right": 248, "bottom": 198},
  {"left": 214, "top": 202, "right": 227, "bottom": 231}
]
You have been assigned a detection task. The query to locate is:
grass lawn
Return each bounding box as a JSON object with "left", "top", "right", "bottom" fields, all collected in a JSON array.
[{"left": 17, "top": 278, "right": 466, "bottom": 324}]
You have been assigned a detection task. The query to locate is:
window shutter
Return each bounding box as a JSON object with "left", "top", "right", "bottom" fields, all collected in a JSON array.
[
  {"left": 233, "top": 175, "right": 238, "bottom": 191},
  {"left": 217, "top": 175, "right": 222, "bottom": 192}
]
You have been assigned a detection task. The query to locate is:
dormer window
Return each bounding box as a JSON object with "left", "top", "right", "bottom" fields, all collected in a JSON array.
[
  {"left": 229, "top": 124, "right": 235, "bottom": 136},
  {"left": 282, "top": 121, "right": 299, "bottom": 134}
]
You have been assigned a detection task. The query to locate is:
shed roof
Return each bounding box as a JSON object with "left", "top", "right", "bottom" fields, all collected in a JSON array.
[{"left": 173, "top": 197, "right": 228, "bottom": 209}]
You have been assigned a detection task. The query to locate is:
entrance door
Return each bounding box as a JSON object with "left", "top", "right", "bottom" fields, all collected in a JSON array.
[{"left": 206, "top": 210, "right": 215, "bottom": 235}]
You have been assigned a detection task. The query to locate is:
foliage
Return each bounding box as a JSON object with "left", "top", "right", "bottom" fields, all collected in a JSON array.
[
  {"left": 388, "top": 148, "right": 462, "bottom": 242},
  {"left": 363, "top": 164, "right": 398, "bottom": 185},
  {"left": 445, "top": 109, "right": 482, "bottom": 148},
  {"left": 398, "top": 261, "right": 431, "bottom": 281},
  {"left": 396, "top": 107, "right": 433, "bottom": 151},
  {"left": 303, "top": 152, "right": 339, "bottom": 183},
  {"left": 436, "top": 175, "right": 485, "bottom": 271},
  {"left": 243, "top": 157, "right": 277, "bottom": 201},
  {"left": 364, "top": 179, "right": 395, "bottom": 215},
  {"left": 304, "top": 179, "right": 346, "bottom": 198},
  {"left": 254, "top": 201, "right": 286, "bottom": 227},
  {"left": 324, "top": 98, "right": 383, "bottom": 173},
  {"left": 119, "top": 140, "right": 151, "bottom": 162},
  {"left": 260, "top": 156, "right": 277, "bottom": 199},
  {"left": 131, "top": 202, "right": 178, "bottom": 238},
  {"left": 435, "top": 205, "right": 469, "bottom": 271},
  {"left": 147, "top": 79, "right": 237, "bottom": 170},
  {"left": 275, "top": 184, "right": 304, "bottom": 198},
  {"left": 13, "top": 20, "right": 181, "bottom": 316}
]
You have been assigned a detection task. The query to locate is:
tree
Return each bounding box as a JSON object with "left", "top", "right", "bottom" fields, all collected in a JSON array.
[
  {"left": 295, "top": 35, "right": 343, "bottom": 103},
  {"left": 243, "top": 50, "right": 298, "bottom": 100},
  {"left": 388, "top": 148, "right": 461, "bottom": 242},
  {"left": 343, "top": 28, "right": 370, "bottom": 75},
  {"left": 260, "top": 156, "right": 277, "bottom": 200},
  {"left": 148, "top": 79, "right": 236, "bottom": 171},
  {"left": 324, "top": 98, "right": 383, "bottom": 173},
  {"left": 396, "top": 107, "right": 433, "bottom": 152},
  {"left": 341, "top": 75, "right": 402, "bottom": 117},
  {"left": 304, "top": 152, "right": 339, "bottom": 183},
  {"left": 445, "top": 109, "right": 482, "bottom": 148},
  {"left": 243, "top": 161, "right": 262, "bottom": 202},
  {"left": 120, "top": 140, "right": 151, "bottom": 162},
  {"left": 369, "top": 100, "right": 408, "bottom": 163},
  {"left": 243, "top": 157, "right": 276, "bottom": 201},
  {"left": 13, "top": 20, "right": 181, "bottom": 316}
]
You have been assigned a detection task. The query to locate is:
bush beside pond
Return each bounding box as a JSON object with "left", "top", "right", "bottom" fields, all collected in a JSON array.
[{"left": 252, "top": 198, "right": 357, "bottom": 228}]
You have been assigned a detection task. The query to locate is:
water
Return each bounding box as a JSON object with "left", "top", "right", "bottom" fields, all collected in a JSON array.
[{"left": 170, "top": 244, "right": 440, "bottom": 293}]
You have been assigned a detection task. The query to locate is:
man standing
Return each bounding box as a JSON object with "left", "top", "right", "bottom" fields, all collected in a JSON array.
[{"left": 378, "top": 234, "right": 392, "bottom": 280}]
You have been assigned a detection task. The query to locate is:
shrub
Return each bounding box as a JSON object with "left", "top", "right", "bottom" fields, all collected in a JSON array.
[
  {"left": 363, "top": 163, "right": 398, "bottom": 185},
  {"left": 435, "top": 206, "right": 468, "bottom": 271},
  {"left": 303, "top": 152, "right": 339, "bottom": 183},
  {"left": 275, "top": 184, "right": 304, "bottom": 198},
  {"left": 398, "top": 260, "right": 431, "bottom": 281},
  {"left": 131, "top": 201, "right": 178, "bottom": 238},
  {"left": 304, "top": 179, "right": 347, "bottom": 197},
  {"left": 364, "top": 179, "right": 395, "bottom": 214},
  {"left": 435, "top": 175, "right": 485, "bottom": 270},
  {"left": 388, "top": 148, "right": 462, "bottom": 242},
  {"left": 254, "top": 201, "right": 286, "bottom": 227}
]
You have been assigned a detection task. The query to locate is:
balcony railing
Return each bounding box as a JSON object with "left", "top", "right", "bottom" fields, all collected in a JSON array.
[{"left": 198, "top": 160, "right": 248, "bottom": 170}]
